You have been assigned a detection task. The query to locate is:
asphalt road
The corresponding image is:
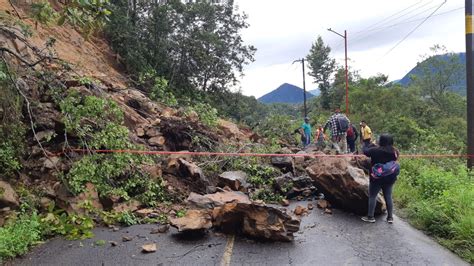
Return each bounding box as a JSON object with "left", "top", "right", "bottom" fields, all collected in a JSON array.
[{"left": 12, "top": 202, "right": 468, "bottom": 266}]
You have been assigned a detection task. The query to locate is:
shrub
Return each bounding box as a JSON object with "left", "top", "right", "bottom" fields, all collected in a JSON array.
[
  {"left": 0, "top": 212, "right": 42, "bottom": 261},
  {"left": 30, "top": 1, "right": 59, "bottom": 28},
  {"left": 60, "top": 92, "right": 166, "bottom": 206},
  {"left": 394, "top": 159, "right": 474, "bottom": 263}
]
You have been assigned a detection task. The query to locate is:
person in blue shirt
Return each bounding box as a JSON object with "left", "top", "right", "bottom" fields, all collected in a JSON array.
[{"left": 301, "top": 117, "right": 312, "bottom": 147}]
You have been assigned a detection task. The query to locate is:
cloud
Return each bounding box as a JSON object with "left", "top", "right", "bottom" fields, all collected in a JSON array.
[{"left": 234, "top": 0, "right": 464, "bottom": 97}]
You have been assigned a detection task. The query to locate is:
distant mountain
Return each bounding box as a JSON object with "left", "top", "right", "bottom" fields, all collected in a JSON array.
[
  {"left": 258, "top": 83, "right": 315, "bottom": 104},
  {"left": 398, "top": 53, "right": 466, "bottom": 95},
  {"left": 308, "top": 89, "right": 320, "bottom": 96}
]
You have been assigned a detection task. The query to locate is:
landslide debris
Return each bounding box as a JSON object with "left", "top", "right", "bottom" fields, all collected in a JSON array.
[
  {"left": 171, "top": 190, "right": 301, "bottom": 242},
  {"left": 0, "top": 3, "right": 388, "bottom": 248}
]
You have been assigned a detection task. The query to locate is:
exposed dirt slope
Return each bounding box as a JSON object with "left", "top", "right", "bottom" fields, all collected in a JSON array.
[{"left": 1, "top": 0, "right": 127, "bottom": 88}]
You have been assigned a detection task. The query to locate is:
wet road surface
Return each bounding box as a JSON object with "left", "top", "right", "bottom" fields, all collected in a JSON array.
[{"left": 13, "top": 202, "right": 468, "bottom": 266}]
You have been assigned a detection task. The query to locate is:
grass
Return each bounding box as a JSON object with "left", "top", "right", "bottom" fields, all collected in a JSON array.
[
  {"left": 393, "top": 158, "right": 474, "bottom": 263},
  {"left": 0, "top": 212, "right": 43, "bottom": 262}
]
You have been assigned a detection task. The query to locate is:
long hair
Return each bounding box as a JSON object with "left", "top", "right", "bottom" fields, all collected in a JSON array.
[{"left": 378, "top": 133, "right": 397, "bottom": 154}]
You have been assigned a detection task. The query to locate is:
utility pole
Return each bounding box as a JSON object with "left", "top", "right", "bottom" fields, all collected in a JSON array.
[
  {"left": 466, "top": 0, "right": 474, "bottom": 169},
  {"left": 293, "top": 58, "right": 308, "bottom": 117},
  {"left": 328, "top": 28, "right": 349, "bottom": 115}
]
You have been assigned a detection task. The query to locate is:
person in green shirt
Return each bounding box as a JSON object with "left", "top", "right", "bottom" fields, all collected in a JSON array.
[{"left": 301, "top": 117, "right": 312, "bottom": 147}]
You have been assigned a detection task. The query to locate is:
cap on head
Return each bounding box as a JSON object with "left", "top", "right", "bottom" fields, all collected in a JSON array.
[
  {"left": 334, "top": 108, "right": 341, "bottom": 113},
  {"left": 304, "top": 117, "right": 309, "bottom": 122}
]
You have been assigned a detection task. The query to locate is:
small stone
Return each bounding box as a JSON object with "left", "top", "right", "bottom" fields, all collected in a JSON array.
[
  {"left": 151, "top": 224, "right": 169, "bottom": 234},
  {"left": 324, "top": 208, "right": 333, "bottom": 215},
  {"left": 112, "top": 226, "right": 120, "bottom": 232},
  {"left": 122, "top": 236, "right": 133, "bottom": 242},
  {"left": 302, "top": 189, "right": 312, "bottom": 197},
  {"left": 280, "top": 199, "right": 290, "bottom": 207},
  {"left": 136, "top": 127, "right": 145, "bottom": 137},
  {"left": 135, "top": 208, "right": 154, "bottom": 218},
  {"left": 294, "top": 205, "right": 307, "bottom": 216},
  {"left": 296, "top": 196, "right": 304, "bottom": 201},
  {"left": 307, "top": 203, "right": 314, "bottom": 210},
  {"left": 316, "top": 199, "right": 329, "bottom": 209},
  {"left": 109, "top": 241, "right": 118, "bottom": 247},
  {"left": 142, "top": 243, "right": 157, "bottom": 253}
]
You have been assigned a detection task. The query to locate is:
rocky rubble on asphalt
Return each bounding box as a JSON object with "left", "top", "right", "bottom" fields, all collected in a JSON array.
[
  {"left": 0, "top": 18, "right": 387, "bottom": 243},
  {"left": 170, "top": 190, "right": 301, "bottom": 241}
]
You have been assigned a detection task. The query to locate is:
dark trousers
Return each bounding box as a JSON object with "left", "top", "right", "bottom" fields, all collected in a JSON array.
[
  {"left": 347, "top": 138, "right": 356, "bottom": 153},
  {"left": 368, "top": 176, "right": 396, "bottom": 218}
]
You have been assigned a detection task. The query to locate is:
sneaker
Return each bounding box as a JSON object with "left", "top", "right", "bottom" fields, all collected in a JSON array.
[
  {"left": 387, "top": 217, "right": 393, "bottom": 224},
  {"left": 361, "top": 216, "right": 376, "bottom": 223}
]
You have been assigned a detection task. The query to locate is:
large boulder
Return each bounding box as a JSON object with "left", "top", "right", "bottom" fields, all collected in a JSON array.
[
  {"left": 164, "top": 158, "right": 210, "bottom": 192},
  {"left": 306, "top": 156, "right": 386, "bottom": 215},
  {"left": 182, "top": 191, "right": 300, "bottom": 241},
  {"left": 169, "top": 209, "right": 213, "bottom": 232},
  {"left": 0, "top": 181, "right": 19, "bottom": 209},
  {"left": 178, "top": 159, "right": 210, "bottom": 190},
  {"left": 187, "top": 191, "right": 251, "bottom": 209},
  {"left": 55, "top": 182, "right": 103, "bottom": 214},
  {"left": 271, "top": 156, "right": 294, "bottom": 173},
  {"left": 212, "top": 202, "right": 300, "bottom": 242},
  {"left": 217, "top": 171, "right": 248, "bottom": 191}
]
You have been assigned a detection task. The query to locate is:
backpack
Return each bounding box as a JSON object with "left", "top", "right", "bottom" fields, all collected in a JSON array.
[
  {"left": 336, "top": 114, "right": 349, "bottom": 132},
  {"left": 371, "top": 161, "right": 400, "bottom": 179},
  {"left": 346, "top": 125, "right": 354, "bottom": 138}
]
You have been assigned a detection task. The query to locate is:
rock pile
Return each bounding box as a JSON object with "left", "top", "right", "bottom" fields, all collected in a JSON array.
[{"left": 170, "top": 190, "right": 301, "bottom": 241}]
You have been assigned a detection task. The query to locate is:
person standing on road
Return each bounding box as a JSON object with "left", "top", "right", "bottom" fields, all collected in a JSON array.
[
  {"left": 346, "top": 122, "right": 359, "bottom": 153},
  {"left": 314, "top": 124, "right": 327, "bottom": 149},
  {"left": 323, "top": 108, "right": 349, "bottom": 153},
  {"left": 361, "top": 133, "right": 400, "bottom": 224},
  {"left": 360, "top": 120, "right": 372, "bottom": 149},
  {"left": 300, "top": 117, "right": 312, "bottom": 148}
]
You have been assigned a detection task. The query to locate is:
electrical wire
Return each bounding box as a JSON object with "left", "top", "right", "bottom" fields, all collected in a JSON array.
[
  {"left": 349, "top": 3, "right": 440, "bottom": 47},
  {"left": 364, "top": 6, "right": 462, "bottom": 35},
  {"left": 382, "top": 0, "right": 447, "bottom": 57},
  {"left": 353, "top": 0, "right": 428, "bottom": 35},
  {"left": 332, "top": 0, "right": 440, "bottom": 52}
]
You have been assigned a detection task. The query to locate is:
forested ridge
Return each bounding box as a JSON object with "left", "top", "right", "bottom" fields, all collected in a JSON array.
[{"left": 0, "top": 0, "right": 472, "bottom": 263}]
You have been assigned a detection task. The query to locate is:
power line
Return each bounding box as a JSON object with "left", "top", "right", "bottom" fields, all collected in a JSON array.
[
  {"left": 364, "top": 6, "right": 463, "bottom": 34},
  {"left": 351, "top": 4, "right": 464, "bottom": 49},
  {"left": 353, "top": 0, "right": 428, "bottom": 35},
  {"left": 332, "top": 0, "right": 438, "bottom": 51},
  {"left": 349, "top": 3, "right": 440, "bottom": 46},
  {"left": 382, "top": 0, "right": 447, "bottom": 57}
]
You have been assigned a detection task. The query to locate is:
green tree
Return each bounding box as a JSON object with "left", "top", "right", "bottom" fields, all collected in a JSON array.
[
  {"left": 306, "top": 36, "right": 335, "bottom": 110},
  {"left": 411, "top": 45, "right": 463, "bottom": 109},
  {"left": 105, "top": 0, "right": 255, "bottom": 100}
]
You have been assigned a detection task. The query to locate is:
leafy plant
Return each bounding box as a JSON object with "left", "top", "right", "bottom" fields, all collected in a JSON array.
[
  {"left": 30, "top": 1, "right": 59, "bottom": 29},
  {"left": 0, "top": 212, "right": 42, "bottom": 261},
  {"left": 186, "top": 102, "right": 219, "bottom": 127},
  {"left": 175, "top": 209, "right": 186, "bottom": 218},
  {"left": 58, "top": 0, "right": 112, "bottom": 38},
  {"left": 60, "top": 92, "right": 166, "bottom": 205}
]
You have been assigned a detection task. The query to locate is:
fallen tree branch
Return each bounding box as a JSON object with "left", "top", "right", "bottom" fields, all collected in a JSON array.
[
  {"left": 7, "top": 0, "right": 23, "bottom": 20},
  {"left": 0, "top": 47, "right": 58, "bottom": 67}
]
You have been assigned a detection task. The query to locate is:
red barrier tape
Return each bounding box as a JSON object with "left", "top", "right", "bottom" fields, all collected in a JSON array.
[{"left": 63, "top": 149, "right": 474, "bottom": 159}]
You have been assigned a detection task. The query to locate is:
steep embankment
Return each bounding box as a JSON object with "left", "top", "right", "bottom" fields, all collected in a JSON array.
[
  {"left": 0, "top": 0, "right": 127, "bottom": 88},
  {"left": 0, "top": 0, "right": 253, "bottom": 226}
]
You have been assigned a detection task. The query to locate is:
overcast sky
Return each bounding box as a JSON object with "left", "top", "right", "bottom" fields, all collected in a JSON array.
[{"left": 232, "top": 0, "right": 464, "bottom": 98}]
